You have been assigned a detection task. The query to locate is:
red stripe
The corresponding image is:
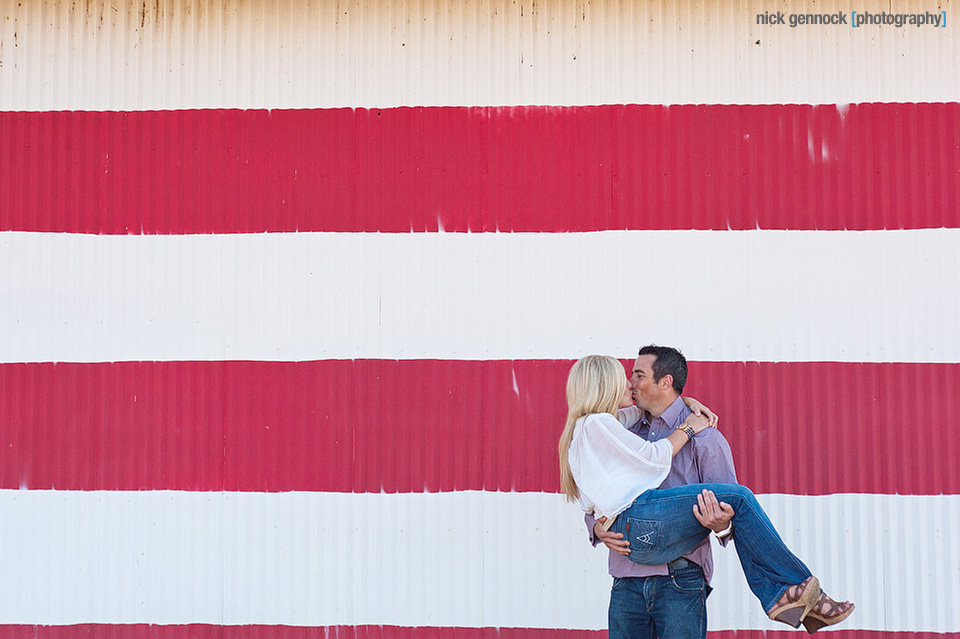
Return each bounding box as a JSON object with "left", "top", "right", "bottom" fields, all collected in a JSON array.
[
  {"left": 2, "top": 104, "right": 958, "bottom": 234},
  {"left": 0, "top": 627, "right": 952, "bottom": 639},
  {"left": 0, "top": 627, "right": 598, "bottom": 639},
  {"left": 2, "top": 360, "right": 957, "bottom": 495}
]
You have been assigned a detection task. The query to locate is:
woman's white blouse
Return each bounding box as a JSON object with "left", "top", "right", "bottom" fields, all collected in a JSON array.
[{"left": 568, "top": 410, "right": 673, "bottom": 519}]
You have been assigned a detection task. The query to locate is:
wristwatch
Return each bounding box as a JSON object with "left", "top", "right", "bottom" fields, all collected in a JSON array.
[{"left": 715, "top": 525, "right": 734, "bottom": 540}]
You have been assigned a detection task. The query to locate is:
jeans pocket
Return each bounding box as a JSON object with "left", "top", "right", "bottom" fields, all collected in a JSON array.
[
  {"left": 670, "top": 567, "right": 705, "bottom": 593},
  {"left": 625, "top": 517, "right": 663, "bottom": 553}
]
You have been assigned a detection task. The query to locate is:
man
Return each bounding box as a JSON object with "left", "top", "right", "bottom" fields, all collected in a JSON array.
[{"left": 585, "top": 345, "right": 738, "bottom": 639}]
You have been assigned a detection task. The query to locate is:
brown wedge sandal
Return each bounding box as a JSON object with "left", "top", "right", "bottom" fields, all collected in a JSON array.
[
  {"left": 767, "top": 576, "right": 821, "bottom": 628},
  {"left": 802, "top": 591, "right": 855, "bottom": 633}
]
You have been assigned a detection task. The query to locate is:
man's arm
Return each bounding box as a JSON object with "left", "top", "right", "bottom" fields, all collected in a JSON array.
[
  {"left": 585, "top": 511, "right": 600, "bottom": 546},
  {"left": 692, "top": 427, "right": 738, "bottom": 484},
  {"left": 587, "top": 513, "right": 631, "bottom": 555},
  {"left": 690, "top": 429, "right": 738, "bottom": 541}
]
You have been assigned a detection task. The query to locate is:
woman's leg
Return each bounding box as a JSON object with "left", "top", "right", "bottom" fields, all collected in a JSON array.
[
  {"left": 703, "top": 483, "right": 813, "bottom": 612},
  {"left": 610, "top": 483, "right": 813, "bottom": 614},
  {"left": 608, "top": 487, "right": 713, "bottom": 567}
]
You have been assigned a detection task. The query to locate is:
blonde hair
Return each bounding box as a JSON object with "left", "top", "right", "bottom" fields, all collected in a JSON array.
[{"left": 558, "top": 355, "right": 627, "bottom": 502}]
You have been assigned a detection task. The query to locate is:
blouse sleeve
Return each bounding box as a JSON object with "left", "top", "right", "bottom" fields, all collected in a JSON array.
[
  {"left": 581, "top": 413, "right": 672, "bottom": 472},
  {"left": 571, "top": 412, "right": 673, "bottom": 518},
  {"left": 617, "top": 405, "right": 643, "bottom": 428}
]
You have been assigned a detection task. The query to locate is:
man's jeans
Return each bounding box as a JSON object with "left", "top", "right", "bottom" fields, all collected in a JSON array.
[
  {"left": 608, "top": 482, "right": 812, "bottom": 613},
  {"left": 608, "top": 559, "right": 706, "bottom": 639}
]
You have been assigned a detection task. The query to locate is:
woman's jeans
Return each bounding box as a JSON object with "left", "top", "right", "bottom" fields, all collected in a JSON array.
[{"left": 608, "top": 482, "right": 812, "bottom": 613}]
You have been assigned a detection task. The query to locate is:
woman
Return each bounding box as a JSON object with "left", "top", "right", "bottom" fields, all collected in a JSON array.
[{"left": 558, "top": 355, "right": 854, "bottom": 632}]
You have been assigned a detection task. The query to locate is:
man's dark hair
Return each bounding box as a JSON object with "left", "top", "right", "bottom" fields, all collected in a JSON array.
[{"left": 638, "top": 344, "right": 687, "bottom": 394}]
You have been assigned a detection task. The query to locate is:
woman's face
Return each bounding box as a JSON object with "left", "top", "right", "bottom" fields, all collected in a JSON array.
[{"left": 618, "top": 377, "right": 636, "bottom": 409}]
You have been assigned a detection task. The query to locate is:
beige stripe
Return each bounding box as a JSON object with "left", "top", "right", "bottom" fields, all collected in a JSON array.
[{"left": 0, "top": 0, "right": 956, "bottom": 109}]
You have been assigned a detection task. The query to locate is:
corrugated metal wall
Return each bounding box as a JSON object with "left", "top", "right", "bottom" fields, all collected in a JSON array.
[
  {"left": 1, "top": 1, "right": 958, "bottom": 637},
  {"left": 1, "top": 0, "right": 958, "bottom": 107}
]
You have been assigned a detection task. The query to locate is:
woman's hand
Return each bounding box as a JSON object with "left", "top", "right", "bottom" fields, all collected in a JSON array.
[
  {"left": 667, "top": 412, "right": 712, "bottom": 456},
  {"left": 684, "top": 412, "right": 713, "bottom": 435},
  {"left": 681, "top": 396, "right": 719, "bottom": 428}
]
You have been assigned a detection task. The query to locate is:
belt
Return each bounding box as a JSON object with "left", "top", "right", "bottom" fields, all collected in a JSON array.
[{"left": 667, "top": 557, "right": 697, "bottom": 572}]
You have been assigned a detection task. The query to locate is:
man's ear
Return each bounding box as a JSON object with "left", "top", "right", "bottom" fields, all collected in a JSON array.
[{"left": 660, "top": 374, "right": 674, "bottom": 391}]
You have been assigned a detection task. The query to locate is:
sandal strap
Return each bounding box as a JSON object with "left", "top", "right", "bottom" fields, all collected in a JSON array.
[{"left": 814, "top": 594, "right": 851, "bottom": 618}]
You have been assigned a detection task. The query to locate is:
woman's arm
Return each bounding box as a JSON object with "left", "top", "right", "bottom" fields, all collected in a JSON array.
[
  {"left": 664, "top": 413, "right": 712, "bottom": 456},
  {"left": 682, "top": 396, "right": 719, "bottom": 428},
  {"left": 617, "top": 405, "right": 643, "bottom": 428},
  {"left": 583, "top": 411, "right": 715, "bottom": 478}
]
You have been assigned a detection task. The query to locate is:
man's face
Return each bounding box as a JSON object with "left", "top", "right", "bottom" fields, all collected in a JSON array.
[{"left": 630, "top": 354, "right": 663, "bottom": 410}]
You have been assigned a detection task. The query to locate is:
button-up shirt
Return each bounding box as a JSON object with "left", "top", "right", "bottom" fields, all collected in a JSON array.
[{"left": 585, "top": 396, "right": 738, "bottom": 582}]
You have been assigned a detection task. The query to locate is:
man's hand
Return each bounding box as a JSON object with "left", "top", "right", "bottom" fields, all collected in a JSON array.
[
  {"left": 693, "top": 489, "right": 735, "bottom": 533},
  {"left": 595, "top": 517, "right": 631, "bottom": 556}
]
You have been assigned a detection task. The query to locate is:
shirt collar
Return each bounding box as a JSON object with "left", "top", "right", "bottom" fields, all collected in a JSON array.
[{"left": 646, "top": 396, "right": 688, "bottom": 428}]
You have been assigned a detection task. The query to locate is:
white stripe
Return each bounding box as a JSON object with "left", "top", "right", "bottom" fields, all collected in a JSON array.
[
  {"left": 0, "top": 0, "right": 956, "bottom": 109},
  {"left": 0, "top": 490, "right": 957, "bottom": 631},
  {"left": 2, "top": 229, "right": 959, "bottom": 363}
]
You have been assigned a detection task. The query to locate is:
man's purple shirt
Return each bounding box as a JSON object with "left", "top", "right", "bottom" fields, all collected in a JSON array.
[{"left": 585, "top": 396, "right": 738, "bottom": 582}]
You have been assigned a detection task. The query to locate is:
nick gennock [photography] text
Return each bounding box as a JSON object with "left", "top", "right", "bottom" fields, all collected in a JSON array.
[{"left": 756, "top": 10, "right": 947, "bottom": 27}]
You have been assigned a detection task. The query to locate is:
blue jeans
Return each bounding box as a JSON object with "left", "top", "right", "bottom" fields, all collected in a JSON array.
[
  {"left": 608, "top": 482, "right": 812, "bottom": 613},
  {"left": 609, "top": 559, "right": 707, "bottom": 639}
]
